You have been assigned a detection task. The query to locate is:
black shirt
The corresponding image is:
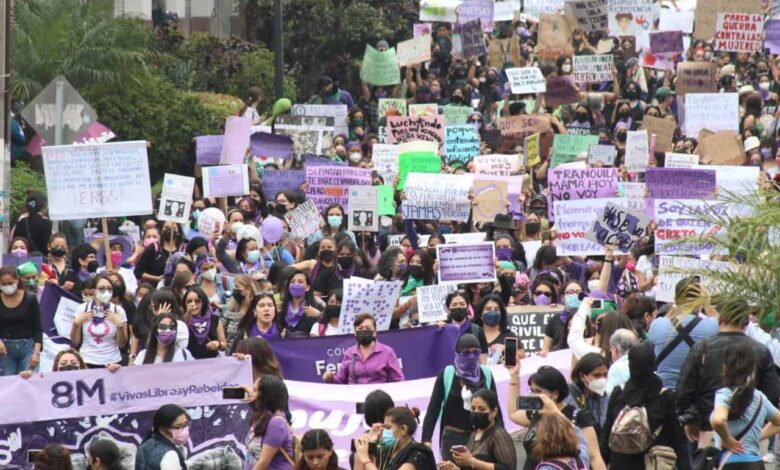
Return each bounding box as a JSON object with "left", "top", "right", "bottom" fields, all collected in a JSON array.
[
  {"left": 13, "top": 214, "right": 52, "bottom": 255},
  {"left": 544, "top": 313, "right": 569, "bottom": 350},
  {"left": 134, "top": 244, "right": 168, "bottom": 280},
  {"left": 186, "top": 316, "right": 223, "bottom": 359},
  {"left": 0, "top": 293, "right": 43, "bottom": 343}
]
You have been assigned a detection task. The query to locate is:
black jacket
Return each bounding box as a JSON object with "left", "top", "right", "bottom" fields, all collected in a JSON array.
[{"left": 676, "top": 331, "right": 780, "bottom": 430}]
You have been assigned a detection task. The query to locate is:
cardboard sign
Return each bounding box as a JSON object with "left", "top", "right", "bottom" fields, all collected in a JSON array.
[
  {"left": 608, "top": 0, "right": 653, "bottom": 37},
  {"left": 664, "top": 152, "right": 699, "bottom": 168},
  {"left": 714, "top": 12, "right": 764, "bottom": 53},
  {"left": 554, "top": 198, "right": 622, "bottom": 255},
  {"left": 684, "top": 93, "right": 739, "bottom": 138},
  {"left": 203, "top": 164, "right": 250, "bottom": 198},
  {"left": 676, "top": 62, "right": 718, "bottom": 94},
  {"left": 274, "top": 115, "right": 335, "bottom": 156},
  {"left": 220, "top": 116, "right": 252, "bottom": 165},
  {"left": 373, "top": 144, "right": 400, "bottom": 185},
  {"left": 544, "top": 76, "right": 581, "bottom": 107},
  {"left": 498, "top": 114, "right": 552, "bottom": 153},
  {"left": 506, "top": 306, "right": 564, "bottom": 353},
  {"left": 396, "top": 35, "right": 432, "bottom": 67},
  {"left": 650, "top": 31, "right": 684, "bottom": 54},
  {"left": 656, "top": 256, "right": 733, "bottom": 303},
  {"left": 550, "top": 134, "right": 598, "bottom": 167},
  {"left": 445, "top": 125, "right": 481, "bottom": 163},
  {"left": 639, "top": 115, "right": 676, "bottom": 153},
  {"left": 401, "top": 172, "right": 473, "bottom": 221},
  {"left": 348, "top": 186, "right": 379, "bottom": 232},
  {"left": 565, "top": 0, "right": 608, "bottom": 33},
  {"left": 588, "top": 144, "right": 616, "bottom": 166},
  {"left": 285, "top": 200, "right": 322, "bottom": 239},
  {"left": 472, "top": 178, "right": 508, "bottom": 223},
  {"left": 377, "top": 98, "right": 407, "bottom": 117},
  {"left": 536, "top": 13, "right": 574, "bottom": 59},
  {"left": 525, "top": 133, "right": 541, "bottom": 166},
  {"left": 698, "top": 131, "right": 745, "bottom": 166},
  {"left": 694, "top": 0, "right": 763, "bottom": 40},
  {"left": 360, "top": 45, "right": 400, "bottom": 86},
  {"left": 457, "top": 0, "right": 495, "bottom": 32},
  {"left": 386, "top": 115, "right": 445, "bottom": 152},
  {"left": 646, "top": 168, "right": 717, "bottom": 199},
  {"left": 305, "top": 166, "right": 372, "bottom": 211},
  {"left": 625, "top": 130, "right": 649, "bottom": 171},
  {"left": 572, "top": 54, "right": 613, "bottom": 84},
  {"left": 444, "top": 106, "right": 473, "bottom": 125},
  {"left": 506, "top": 67, "right": 547, "bottom": 94},
  {"left": 460, "top": 19, "right": 488, "bottom": 58},
  {"left": 585, "top": 201, "right": 652, "bottom": 251},
  {"left": 488, "top": 37, "right": 522, "bottom": 68},
  {"left": 437, "top": 243, "right": 496, "bottom": 284},
  {"left": 548, "top": 167, "right": 619, "bottom": 220},
  {"left": 158, "top": 174, "right": 195, "bottom": 224},
  {"left": 417, "top": 284, "right": 459, "bottom": 323}
]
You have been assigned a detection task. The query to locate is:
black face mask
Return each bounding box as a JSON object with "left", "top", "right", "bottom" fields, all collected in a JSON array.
[
  {"left": 232, "top": 290, "right": 245, "bottom": 303},
  {"left": 575, "top": 113, "right": 588, "bottom": 123},
  {"left": 450, "top": 307, "right": 468, "bottom": 322},
  {"left": 427, "top": 248, "right": 437, "bottom": 260},
  {"left": 409, "top": 265, "right": 424, "bottom": 279},
  {"left": 618, "top": 111, "right": 630, "bottom": 120},
  {"left": 276, "top": 205, "right": 288, "bottom": 215},
  {"left": 319, "top": 250, "right": 335, "bottom": 262},
  {"left": 525, "top": 222, "right": 541, "bottom": 235},
  {"left": 324, "top": 304, "right": 341, "bottom": 321},
  {"left": 87, "top": 260, "right": 99, "bottom": 273},
  {"left": 451, "top": 95, "right": 464, "bottom": 104},
  {"left": 112, "top": 282, "right": 126, "bottom": 299},
  {"left": 616, "top": 131, "right": 627, "bottom": 143},
  {"left": 470, "top": 411, "right": 491, "bottom": 430},
  {"left": 58, "top": 364, "right": 80, "bottom": 371},
  {"left": 479, "top": 286, "right": 493, "bottom": 298},
  {"left": 51, "top": 248, "right": 67, "bottom": 258},
  {"left": 338, "top": 256, "right": 354, "bottom": 270},
  {"left": 162, "top": 228, "right": 175, "bottom": 241},
  {"left": 624, "top": 89, "right": 639, "bottom": 100},
  {"left": 356, "top": 330, "right": 374, "bottom": 346}
]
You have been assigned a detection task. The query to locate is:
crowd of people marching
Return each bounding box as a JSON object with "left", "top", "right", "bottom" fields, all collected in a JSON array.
[{"left": 7, "top": 1, "right": 780, "bottom": 469}]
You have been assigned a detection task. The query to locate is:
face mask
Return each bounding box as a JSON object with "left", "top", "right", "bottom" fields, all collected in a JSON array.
[
  {"left": 704, "top": 51, "right": 713, "bottom": 60},
  {"left": 381, "top": 429, "right": 397, "bottom": 447},
  {"left": 625, "top": 260, "right": 636, "bottom": 272},
  {"left": 192, "top": 209, "right": 202, "bottom": 221},
  {"left": 83, "top": 295, "right": 94, "bottom": 303},
  {"left": 51, "top": 248, "right": 67, "bottom": 258},
  {"left": 324, "top": 304, "right": 341, "bottom": 321},
  {"left": 58, "top": 364, "right": 80, "bottom": 372},
  {"left": 624, "top": 89, "right": 638, "bottom": 100},
  {"left": 231, "top": 222, "right": 244, "bottom": 234},
  {"left": 575, "top": 113, "right": 588, "bottom": 123},
  {"left": 496, "top": 247, "right": 513, "bottom": 261},
  {"left": 380, "top": 216, "right": 393, "bottom": 228},
  {"left": 87, "top": 260, "right": 100, "bottom": 273},
  {"left": 586, "top": 377, "right": 608, "bottom": 396},
  {"left": 452, "top": 95, "right": 464, "bottom": 104},
  {"left": 246, "top": 249, "right": 261, "bottom": 264},
  {"left": 561, "top": 64, "right": 572, "bottom": 74},
  {"left": 202, "top": 268, "right": 217, "bottom": 281},
  {"left": 171, "top": 425, "right": 190, "bottom": 445},
  {"left": 564, "top": 294, "right": 581, "bottom": 310},
  {"left": 409, "top": 265, "right": 424, "bottom": 279},
  {"left": 348, "top": 153, "right": 362, "bottom": 163},
  {"left": 319, "top": 249, "right": 335, "bottom": 262},
  {"left": 616, "top": 132, "right": 627, "bottom": 143},
  {"left": 439, "top": 225, "right": 453, "bottom": 234},
  {"left": 157, "top": 329, "right": 177, "bottom": 345},
  {"left": 534, "top": 294, "right": 552, "bottom": 306},
  {"left": 356, "top": 330, "right": 374, "bottom": 346},
  {"left": 450, "top": 307, "right": 468, "bottom": 322},
  {"left": 288, "top": 282, "right": 306, "bottom": 298},
  {"left": 470, "top": 411, "right": 491, "bottom": 430},
  {"left": 525, "top": 222, "right": 541, "bottom": 235},
  {"left": 588, "top": 280, "right": 600, "bottom": 292},
  {"left": 162, "top": 228, "right": 174, "bottom": 241},
  {"left": 396, "top": 262, "right": 408, "bottom": 277},
  {"left": 327, "top": 215, "right": 343, "bottom": 228},
  {"left": 232, "top": 290, "right": 245, "bottom": 303},
  {"left": 0, "top": 285, "right": 17, "bottom": 296},
  {"left": 759, "top": 82, "right": 771, "bottom": 91},
  {"left": 96, "top": 290, "right": 113, "bottom": 304},
  {"left": 276, "top": 205, "right": 288, "bottom": 215},
  {"left": 11, "top": 248, "right": 27, "bottom": 257},
  {"left": 338, "top": 256, "right": 354, "bottom": 270},
  {"left": 482, "top": 310, "right": 501, "bottom": 326},
  {"left": 110, "top": 251, "right": 123, "bottom": 267}
]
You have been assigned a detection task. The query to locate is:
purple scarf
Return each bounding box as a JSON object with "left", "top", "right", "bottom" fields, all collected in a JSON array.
[
  {"left": 250, "top": 321, "right": 279, "bottom": 340},
  {"left": 454, "top": 351, "right": 481, "bottom": 385},
  {"left": 286, "top": 302, "right": 305, "bottom": 328},
  {"left": 188, "top": 310, "right": 213, "bottom": 345},
  {"left": 458, "top": 320, "right": 472, "bottom": 336}
]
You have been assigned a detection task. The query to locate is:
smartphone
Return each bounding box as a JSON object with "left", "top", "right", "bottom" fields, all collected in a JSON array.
[
  {"left": 28, "top": 450, "right": 41, "bottom": 463},
  {"left": 517, "top": 396, "right": 543, "bottom": 410},
  {"left": 222, "top": 387, "right": 246, "bottom": 400},
  {"left": 591, "top": 299, "right": 603, "bottom": 310},
  {"left": 356, "top": 402, "right": 366, "bottom": 414},
  {"left": 450, "top": 445, "right": 468, "bottom": 453},
  {"left": 504, "top": 338, "right": 518, "bottom": 366}
]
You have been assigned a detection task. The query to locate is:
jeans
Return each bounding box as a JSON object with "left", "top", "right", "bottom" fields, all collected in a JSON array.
[
  {"left": 1, "top": 338, "right": 35, "bottom": 376},
  {"left": 440, "top": 427, "right": 470, "bottom": 462}
]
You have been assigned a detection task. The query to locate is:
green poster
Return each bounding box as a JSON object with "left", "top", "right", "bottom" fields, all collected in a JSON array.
[
  {"left": 550, "top": 134, "right": 598, "bottom": 168},
  {"left": 377, "top": 184, "right": 396, "bottom": 215},
  {"left": 360, "top": 45, "right": 401, "bottom": 87},
  {"left": 378, "top": 98, "right": 407, "bottom": 117},
  {"left": 397, "top": 151, "right": 440, "bottom": 189},
  {"left": 444, "top": 105, "right": 472, "bottom": 125}
]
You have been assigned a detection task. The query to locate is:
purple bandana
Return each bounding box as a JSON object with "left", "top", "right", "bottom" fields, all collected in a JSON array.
[
  {"left": 188, "top": 310, "right": 213, "bottom": 345},
  {"left": 458, "top": 320, "right": 472, "bottom": 335},
  {"left": 286, "top": 302, "right": 305, "bottom": 328},
  {"left": 454, "top": 350, "right": 481, "bottom": 385},
  {"left": 250, "top": 321, "right": 279, "bottom": 340}
]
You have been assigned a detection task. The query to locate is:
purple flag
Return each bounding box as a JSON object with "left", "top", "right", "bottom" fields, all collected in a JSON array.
[{"left": 250, "top": 132, "right": 294, "bottom": 160}]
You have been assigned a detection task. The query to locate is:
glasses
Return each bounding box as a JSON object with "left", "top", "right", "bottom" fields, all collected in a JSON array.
[
  {"left": 157, "top": 325, "right": 176, "bottom": 332},
  {"left": 186, "top": 298, "right": 202, "bottom": 304},
  {"left": 170, "top": 422, "right": 190, "bottom": 430},
  {"left": 534, "top": 291, "right": 552, "bottom": 297},
  {"left": 564, "top": 289, "right": 582, "bottom": 295},
  {"left": 97, "top": 287, "right": 113, "bottom": 293}
]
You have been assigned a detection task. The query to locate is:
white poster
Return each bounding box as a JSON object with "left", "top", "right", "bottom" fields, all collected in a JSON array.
[
  {"left": 348, "top": 186, "right": 379, "bottom": 232},
  {"left": 625, "top": 130, "right": 649, "bottom": 171},
  {"left": 157, "top": 173, "right": 195, "bottom": 224},
  {"left": 417, "top": 284, "right": 459, "bottom": 323},
  {"left": 684, "top": 93, "right": 739, "bottom": 138},
  {"left": 656, "top": 255, "right": 734, "bottom": 303},
  {"left": 665, "top": 153, "right": 699, "bottom": 169},
  {"left": 506, "top": 67, "right": 547, "bottom": 94}
]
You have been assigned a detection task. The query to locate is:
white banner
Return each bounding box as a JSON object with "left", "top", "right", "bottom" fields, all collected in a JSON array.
[{"left": 656, "top": 255, "right": 734, "bottom": 303}]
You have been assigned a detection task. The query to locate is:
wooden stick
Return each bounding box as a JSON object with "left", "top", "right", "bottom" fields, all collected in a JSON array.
[{"left": 101, "top": 217, "right": 113, "bottom": 272}]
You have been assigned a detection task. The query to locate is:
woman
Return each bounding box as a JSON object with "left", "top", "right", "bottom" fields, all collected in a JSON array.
[
  {"left": 45, "top": 233, "right": 75, "bottom": 290},
  {"left": 531, "top": 414, "right": 587, "bottom": 470},
  {"left": 236, "top": 293, "right": 281, "bottom": 342},
  {"left": 87, "top": 439, "right": 123, "bottom": 470},
  {"left": 531, "top": 279, "right": 559, "bottom": 307},
  {"left": 279, "top": 271, "right": 324, "bottom": 336},
  {"left": 0, "top": 266, "right": 42, "bottom": 375},
  {"left": 354, "top": 407, "right": 436, "bottom": 470},
  {"left": 375, "top": 247, "right": 408, "bottom": 282},
  {"left": 296, "top": 429, "right": 342, "bottom": 470},
  {"left": 710, "top": 342, "right": 780, "bottom": 469},
  {"left": 183, "top": 286, "right": 226, "bottom": 359},
  {"left": 274, "top": 191, "right": 299, "bottom": 215},
  {"left": 568, "top": 297, "right": 633, "bottom": 362},
  {"left": 233, "top": 336, "right": 283, "bottom": 383},
  {"left": 568, "top": 353, "right": 610, "bottom": 435},
  {"left": 134, "top": 313, "right": 193, "bottom": 364},
  {"left": 507, "top": 359, "right": 607, "bottom": 470},
  {"left": 602, "top": 341, "right": 691, "bottom": 469},
  {"left": 135, "top": 404, "right": 189, "bottom": 469},
  {"left": 195, "top": 255, "right": 231, "bottom": 309},
  {"left": 356, "top": 232, "right": 380, "bottom": 267},
  {"left": 241, "top": 86, "right": 265, "bottom": 124},
  {"left": 107, "top": 272, "right": 136, "bottom": 357},
  {"left": 311, "top": 290, "right": 342, "bottom": 337},
  {"left": 622, "top": 294, "right": 656, "bottom": 338},
  {"left": 441, "top": 390, "right": 516, "bottom": 470},
  {"left": 422, "top": 334, "right": 499, "bottom": 461},
  {"left": 443, "top": 291, "right": 489, "bottom": 357},
  {"left": 292, "top": 237, "right": 341, "bottom": 299},
  {"left": 218, "top": 236, "right": 267, "bottom": 279},
  {"left": 131, "top": 288, "right": 189, "bottom": 360},
  {"left": 71, "top": 275, "right": 128, "bottom": 369},
  {"left": 399, "top": 249, "right": 435, "bottom": 297},
  {"left": 223, "top": 275, "right": 259, "bottom": 353},
  {"left": 309, "top": 204, "right": 356, "bottom": 245},
  {"left": 542, "top": 281, "right": 583, "bottom": 355},
  {"left": 62, "top": 244, "right": 99, "bottom": 298},
  {"left": 245, "top": 375, "right": 294, "bottom": 470},
  {"left": 474, "top": 295, "right": 517, "bottom": 365},
  {"left": 135, "top": 224, "right": 181, "bottom": 285},
  {"left": 32, "top": 444, "right": 73, "bottom": 470}
]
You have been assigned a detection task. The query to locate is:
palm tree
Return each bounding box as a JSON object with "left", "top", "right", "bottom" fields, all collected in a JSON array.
[{"left": 11, "top": 0, "right": 152, "bottom": 102}]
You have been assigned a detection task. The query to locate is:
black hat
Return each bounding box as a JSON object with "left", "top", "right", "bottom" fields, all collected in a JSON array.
[
  {"left": 490, "top": 213, "right": 515, "bottom": 231},
  {"left": 456, "top": 334, "right": 481, "bottom": 352}
]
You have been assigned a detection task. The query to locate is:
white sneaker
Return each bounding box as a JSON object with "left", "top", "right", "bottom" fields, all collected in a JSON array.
[{"left": 762, "top": 453, "right": 775, "bottom": 463}]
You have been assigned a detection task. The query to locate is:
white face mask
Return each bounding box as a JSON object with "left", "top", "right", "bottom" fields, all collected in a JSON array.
[
  {"left": 202, "top": 268, "right": 217, "bottom": 281},
  {"left": 759, "top": 82, "right": 770, "bottom": 91},
  {"left": 231, "top": 222, "right": 244, "bottom": 234},
  {"left": 96, "top": 290, "right": 113, "bottom": 304},
  {"left": 586, "top": 377, "right": 608, "bottom": 396},
  {"left": 0, "top": 285, "right": 17, "bottom": 296},
  {"left": 349, "top": 152, "right": 362, "bottom": 163},
  {"left": 561, "top": 64, "right": 572, "bottom": 73}
]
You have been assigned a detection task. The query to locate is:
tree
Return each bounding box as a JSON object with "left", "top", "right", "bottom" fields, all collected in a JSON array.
[{"left": 11, "top": 0, "right": 152, "bottom": 102}]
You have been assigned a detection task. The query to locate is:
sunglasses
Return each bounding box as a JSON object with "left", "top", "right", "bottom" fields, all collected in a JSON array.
[{"left": 534, "top": 291, "right": 553, "bottom": 297}]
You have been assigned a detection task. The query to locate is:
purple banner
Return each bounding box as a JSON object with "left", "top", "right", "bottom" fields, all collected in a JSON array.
[
  {"left": 646, "top": 168, "right": 717, "bottom": 199},
  {"left": 220, "top": 116, "right": 253, "bottom": 165},
  {"left": 195, "top": 135, "right": 223, "bottom": 166},
  {"left": 250, "top": 132, "right": 294, "bottom": 160},
  {"left": 261, "top": 169, "right": 306, "bottom": 199},
  {"left": 269, "top": 325, "right": 460, "bottom": 382},
  {"left": 437, "top": 242, "right": 496, "bottom": 284},
  {"left": 304, "top": 154, "right": 347, "bottom": 167},
  {"left": 649, "top": 31, "right": 684, "bottom": 54},
  {"left": 2, "top": 255, "right": 43, "bottom": 270}
]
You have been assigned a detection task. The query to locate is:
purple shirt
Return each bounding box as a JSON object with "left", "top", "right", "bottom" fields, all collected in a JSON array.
[
  {"left": 333, "top": 341, "right": 405, "bottom": 384},
  {"left": 244, "top": 415, "right": 293, "bottom": 470}
]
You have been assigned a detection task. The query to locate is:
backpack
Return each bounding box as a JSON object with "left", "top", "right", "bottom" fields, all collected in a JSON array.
[
  {"left": 534, "top": 457, "right": 588, "bottom": 470},
  {"left": 438, "top": 365, "right": 493, "bottom": 424},
  {"left": 608, "top": 404, "right": 662, "bottom": 454}
]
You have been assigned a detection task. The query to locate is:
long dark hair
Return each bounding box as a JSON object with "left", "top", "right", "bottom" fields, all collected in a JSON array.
[
  {"left": 251, "top": 375, "right": 290, "bottom": 437},
  {"left": 183, "top": 285, "right": 211, "bottom": 324},
  {"left": 133, "top": 290, "right": 156, "bottom": 346},
  {"left": 280, "top": 270, "right": 318, "bottom": 329},
  {"left": 723, "top": 342, "right": 757, "bottom": 419},
  {"left": 377, "top": 246, "right": 403, "bottom": 281},
  {"left": 149, "top": 404, "right": 187, "bottom": 438},
  {"left": 571, "top": 353, "right": 609, "bottom": 391},
  {"left": 622, "top": 294, "right": 656, "bottom": 336},
  {"left": 143, "top": 313, "right": 178, "bottom": 364},
  {"left": 237, "top": 293, "right": 279, "bottom": 339},
  {"left": 296, "top": 429, "right": 338, "bottom": 470},
  {"left": 88, "top": 439, "right": 122, "bottom": 470},
  {"left": 233, "top": 336, "right": 283, "bottom": 377},
  {"left": 475, "top": 294, "right": 509, "bottom": 331}
]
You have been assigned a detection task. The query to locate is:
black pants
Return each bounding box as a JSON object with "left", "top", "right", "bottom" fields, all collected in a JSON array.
[
  {"left": 722, "top": 461, "right": 765, "bottom": 470},
  {"left": 440, "top": 427, "right": 470, "bottom": 462}
]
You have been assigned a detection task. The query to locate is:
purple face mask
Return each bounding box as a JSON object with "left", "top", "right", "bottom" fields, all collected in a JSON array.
[
  {"left": 157, "top": 329, "right": 176, "bottom": 345},
  {"left": 496, "top": 247, "right": 514, "bottom": 261},
  {"left": 534, "top": 294, "right": 552, "bottom": 306},
  {"left": 288, "top": 282, "right": 306, "bottom": 298}
]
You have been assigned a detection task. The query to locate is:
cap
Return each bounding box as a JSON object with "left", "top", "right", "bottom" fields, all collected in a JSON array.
[
  {"left": 655, "top": 87, "right": 675, "bottom": 100},
  {"left": 744, "top": 136, "right": 760, "bottom": 152},
  {"left": 720, "top": 64, "right": 735, "bottom": 77},
  {"left": 456, "top": 333, "right": 481, "bottom": 352},
  {"left": 377, "top": 40, "right": 390, "bottom": 51},
  {"left": 739, "top": 84, "right": 755, "bottom": 95}
]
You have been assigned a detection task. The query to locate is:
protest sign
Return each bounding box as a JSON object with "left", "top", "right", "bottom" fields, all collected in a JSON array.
[
  {"left": 506, "top": 305, "right": 564, "bottom": 353},
  {"left": 397, "top": 35, "right": 432, "bottom": 67},
  {"left": 0, "top": 359, "right": 252, "bottom": 468},
  {"left": 377, "top": 98, "right": 407, "bottom": 117},
  {"left": 285, "top": 200, "right": 322, "bottom": 239},
  {"left": 419, "top": 233, "right": 487, "bottom": 247},
  {"left": 555, "top": 198, "right": 623, "bottom": 255},
  {"left": 660, "top": 8, "right": 694, "bottom": 33},
  {"left": 275, "top": 115, "right": 335, "bottom": 156},
  {"left": 608, "top": 0, "right": 653, "bottom": 37},
  {"left": 548, "top": 167, "right": 619, "bottom": 220},
  {"left": 525, "top": 133, "right": 541, "bottom": 166},
  {"left": 397, "top": 150, "right": 440, "bottom": 189},
  {"left": 650, "top": 31, "right": 684, "bottom": 54},
  {"left": 639, "top": 115, "right": 676, "bottom": 153},
  {"left": 261, "top": 169, "right": 306, "bottom": 199},
  {"left": 360, "top": 45, "right": 400, "bottom": 86},
  {"left": 697, "top": 131, "right": 744, "bottom": 166},
  {"left": 43, "top": 141, "right": 152, "bottom": 220},
  {"left": 715, "top": 13, "right": 764, "bottom": 53},
  {"left": 700, "top": 165, "right": 760, "bottom": 196},
  {"left": 544, "top": 76, "right": 581, "bottom": 108},
  {"left": 249, "top": 132, "right": 293, "bottom": 160},
  {"left": 203, "top": 164, "right": 250, "bottom": 198},
  {"left": 292, "top": 103, "right": 349, "bottom": 136},
  {"left": 766, "top": 19, "right": 780, "bottom": 54},
  {"left": 565, "top": 0, "right": 608, "bottom": 33},
  {"left": 445, "top": 125, "right": 481, "bottom": 163},
  {"left": 498, "top": 114, "right": 552, "bottom": 153},
  {"left": 402, "top": 172, "right": 473, "bottom": 221},
  {"left": 460, "top": 19, "right": 489, "bottom": 58},
  {"left": 694, "top": 0, "right": 763, "bottom": 40},
  {"left": 377, "top": 185, "right": 395, "bottom": 215},
  {"left": 654, "top": 199, "right": 728, "bottom": 255},
  {"left": 420, "top": 0, "right": 460, "bottom": 21},
  {"left": 408, "top": 103, "right": 439, "bottom": 118},
  {"left": 157, "top": 174, "right": 195, "bottom": 225},
  {"left": 488, "top": 37, "right": 522, "bottom": 68},
  {"left": 665, "top": 152, "right": 699, "bottom": 168},
  {"left": 550, "top": 134, "right": 598, "bottom": 167},
  {"left": 219, "top": 116, "right": 252, "bottom": 164},
  {"left": 621, "top": 181, "right": 650, "bottom": 214},
  {"left": 625, "top": 130, "right": 650, "bottom": 171},
  {"left": 473, "top": 154, "right": 520, "bottom": 175},
  {"left": 373, "top": 143, "right": 400, "bottom": 185},
  {"left": 494, "top": 0, "right": 521, "bottom": 21},
  {"left": 414, "top": 22, "right": 433, "bottom": 37},
  {"left": 386, "top": 115, "right": 445, "bottom": 152},
  {"left": 338, "top": 279, "right": 403, "bottom": 333},
  {"left": 536, "top": 13, "right": 574, "bottom": 58},
  {"left": 304, "top": 155, "right": 347, "bottom": 167},
  {"left": 585, "top": 201, "right": 652, "bottom": 251},
  {"left": 195, "top": 135, "right": 222, "bottom": 166},
  {"left": 348, "top": 186, "right": 379, "bottom": 232},
  {"left": 444, "top": 106, "right": 473, "bottom": 125},
  {"left": 657, "top": 256, "right": 734, "bottom": 303},
  {"left": 573, "top": 54, "right": 613, "bottom": 84},
  {"left": 676, "top": 62, "right": 718, "bottom": 94},
  {"left": 506, "top": 67, "right": 547, "bottom": 94},
  {"left": 472, "top": 178, "right": 509, "bottom": 223},
  {"left": 588, "top": 144, "right": 616, "bottom": 166},
  {"left": 457, "top": 0, "right": 495, "bottom": 32},
  {"left": 417, "top": 284, "right": 459, "bottom": 323},
  {"left": 524, "top": 0, "right": 566, "bottom": 18},
  {"left": 684, "top": 93, "right": 739, "bottom": 138},
  {"left": 473, "top": 174, "right": 524, "bottom": 218},
  {"left": 305, "top": 166, "right": 372, "bottom": 211},
  {"left": 437, "top": 242, "right": 496, "bottom": 284}
]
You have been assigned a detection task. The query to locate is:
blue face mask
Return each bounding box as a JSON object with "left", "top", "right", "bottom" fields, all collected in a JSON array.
[
  {"left": 483, "top": 310, "right": 501, "bottom": 326},
  {"left": 564, "top": 294, "right": 581, "bottom": 310},
  {"left": 247, "top": 249, "right": 261, "bottom": 264},
  {"left": 381, "top": 428, "right": 397, "bottom": 447}
]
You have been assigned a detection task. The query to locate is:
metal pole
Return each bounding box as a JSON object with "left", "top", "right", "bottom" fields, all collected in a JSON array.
[
  {"left": 1, "top": 0, "right": 10, "bottom": 259},
  {"left": 273, "top": 0, "right": 284, "bottom": 99},
  {"left": 54, "top": 79, "right": 63, "bottom": 146}
]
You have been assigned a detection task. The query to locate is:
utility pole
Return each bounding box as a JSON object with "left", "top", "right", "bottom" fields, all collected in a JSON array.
[
  {"left": 273, "top": 0, "right": 284, "bottom": 99},
  {"left": 1, "top": 0, "right": 10, "bottom": 256}
]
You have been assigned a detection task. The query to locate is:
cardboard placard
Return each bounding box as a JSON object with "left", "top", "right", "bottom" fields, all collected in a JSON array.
[
  {"left": 714, "top": 12, "right": 764, "bottom": 53},
  {"left": 676, "top": 62, "right": 718, "bottom": 94},
  {"left": 544, "top": 76, "right": 581, "bottom": 107},
  {"left": 697, "top": 132, "right": 745, "bottom": 166},
  {"left": 488, "top": 37, "right": 522, "bottom": 68},
  {"left": 565, "top": 0, "right": 608, "bottom": 33},
  {"left": 639, "top": 115, "right": 676, "bottom": 153},
  {"left": 573, "top": 54, "right": 613, "bottom": 84},
  {"left": 536, "top": 13, "right": 574, "bottom": 59},
  {"left": 472, "top": 178, "right": 509, "bottom": 223},
  {"left": 396, "top": 35, "right": 432, "bottom": 67},
  {"left": 694, "top": 0, "right": 762, "bottom": 40},
  {"left": 360, "top": 45, "right": 400, "bottom": 86},
  {"left": 608, "top": 0, "right": 653, "bottom": 37},
  {"left": 650, "top": 31, "right": 684, "bottom": 54}
]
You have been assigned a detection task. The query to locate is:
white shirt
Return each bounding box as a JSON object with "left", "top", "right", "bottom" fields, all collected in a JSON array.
[
  {"left": 607, "top": 353, "right": 631, "bottom": 394},
  {"left": 310, "top": 322, "right": 340, "bottom": 337},
  {"left": 636, "top": 255, "right": 655, "bottom": 298},
  {"left": 134, "top": 346, "right": 192, "bottom": 365},
  {"left": 567, "top": 303, "right": 602, "bottom": 360},
  {"left": 160, "top": 451, "right": 184, "bottom": 470},
  {"left": 76, "top": 302, "right": 127, "bottom": 365}
]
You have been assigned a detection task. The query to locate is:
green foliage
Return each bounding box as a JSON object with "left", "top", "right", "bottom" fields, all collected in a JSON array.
[
  {"left": 189, "top": 92, "right": 244, "bottom": 119},
  {"left": 10, "top": 162, "right": 47, "bottom": 222},
  {"left": 224, "top": 49, "right": 297, "bottom": 112},
  {"left": 11, "top": 0, "right": 153, "bottom": 102}
]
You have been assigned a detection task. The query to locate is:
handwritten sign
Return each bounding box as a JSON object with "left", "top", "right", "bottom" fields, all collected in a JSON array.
[
  {"left": 397, "top": 35, "right": 432, "bottom": 67},
  {"left": 620, "top": 182, "right": 649, "bottom": 214},
  {"left": 261, "top": 169, "right": 305, "bottom": 199},
  {"left": 608, "top": 0, "right": 653, "bottom": 37},
  {"left": 551, "top": 134, "right": 598, "bottom": 167},
  {"left": 573, "top": 54, "right": 613, "bottom": 84},
  {"left": 715, "top": 12, "right": 764, "bottom": 52},
  {"left": 585, "top": 201, "right": 652, "bottom": 251},
  {"left": 684, "top": 93, "right": 739, "bottom": 138},
  {"left": 460, "top": 19, "right": 488, "bottom": 58},
  {"left": 360, "top": 45, "right": 400, "bottom": 86},
  {"left": 444, "top": 106, "right": 473, "bottom": 125},
  {"left": 653, "top": 199, "right": 728, "bottom": 255},
  {"left": 338, "top": 279, "right": 402, "bottom": 333},
  {"left": 544, "top": 76, "right": 581, "bottom": 107},
  {"left": 284, "top": 200, "right": 322, "bottom": 239},
  {"left": 348, "top": 186, "right": 379, "bottom": 232},
  {"left": 548, "top": 167, "right": 619, "bottom": 220},
  {"left": 565, "top": 0, "right": 608, "bottom": 33},
  {"left": 506, "top": 67, "right": 547, "bottom": 94},
  {"left": 42, "top": 141, "right": 153, "bottom": 220},
  {"left": 656, "top": 255, "right": 734, "bottom": 303},
  {"left": 498, "top": 114, "right": 551, "bottom": 153},
  {"left": 386, "top": 116, "right": 445, "bottom": 152},
  {"left": 472, "top": 178, "right": 508, "bottom": 223},
  {"left": 417, "top": 284, "right": 459, "bottom": 323},
  {"left": 203, "top": 164, "right": 249, "bottom": 198},
  {"left": 378, "top": 99, "right": 407, "bottom": 117},
  {"left": 457, "top": 0, "right": 495, "bottom": 32},
  {"left": 694, "top": 0, "right": 763, "bottom": 41},
  {"left": 588, "top": 144, "right": 616, "bottom": 166},
  {"left": 195, "top": 135, "right": 223, "bottom": 166},
  {"left": 676, "top": 62, "right": 718, "bottom": 94},
  {"left": 274, "top": 115, "right": 335, "bottom": 156},
  {"left": 488, "top": 37, "right": 522, "bottom": 68},
  {"left": 445, "top": 125, "right": 481, "bottom": 163},
  {"left": 158, "top": 174, "right": 195, "bottom": 225},
  {"left": 437, "top": 242, "right": 496, "bottom": 284},
  {"left": 555, "top": 198, "right": 623, "bottom": 256},
  {"left": 507, "top": 305, "right": 564, "bottom": 354},
  {"left": 473, "top": 154, "right": 520, "bottom": 176},
  {"left": 625, "top": 130, "right": 649, "bottom": 171},
  {"left": 373, "top": 144, "right": 400, "bottom": 185},
  {"left": 402, "top": 172, "right": 473, "bottom": 221},
  {"left": 305, "top": 166, "right": 372, "bottom": 211},
  {"left": 646, "top": 168, "right": 717, "bottom": 200},
  {"left": 665, "top": 152, "right": 699, "bottom": 168},
  {"left": 650, "top": 31, "right": 684, "bottom": 54}
]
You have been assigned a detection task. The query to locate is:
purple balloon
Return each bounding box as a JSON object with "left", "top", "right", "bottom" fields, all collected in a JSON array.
[{"left": 261, "top": 216, "right": 285, "bottom": 243}]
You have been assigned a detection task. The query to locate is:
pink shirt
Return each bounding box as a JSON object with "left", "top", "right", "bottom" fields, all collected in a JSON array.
[{"left": 333, "top": 341, "right": 405, "bottom": 384}]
